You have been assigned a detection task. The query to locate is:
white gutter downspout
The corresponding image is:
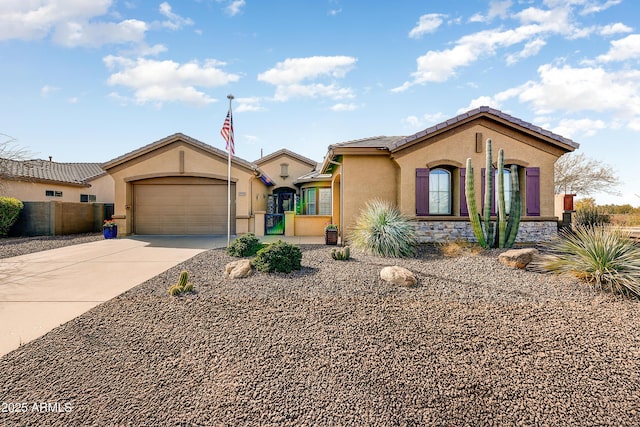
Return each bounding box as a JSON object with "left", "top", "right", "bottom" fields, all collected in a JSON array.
[{"left": 327, "top": 158, "right": 344, "bottom": 245}]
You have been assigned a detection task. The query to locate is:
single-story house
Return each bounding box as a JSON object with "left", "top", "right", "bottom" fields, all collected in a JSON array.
[
  {"left": 102, "top": 106, "right": 578, "bottom": 242},
  {"left": 0, "top": 158, "right": 114, "bottom": 203}
]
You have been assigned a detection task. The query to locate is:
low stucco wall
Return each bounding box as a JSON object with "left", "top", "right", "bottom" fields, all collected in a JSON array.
[
  {"left": 413, "top": 219, "right": 559, "bottom": 243},
  {"left": 293, "top": 215, "right": 332, "bottom": 236}
]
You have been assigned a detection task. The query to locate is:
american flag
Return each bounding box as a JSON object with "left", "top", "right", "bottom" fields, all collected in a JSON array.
[{"left": 220, "top": 109, "right": 234, "bottom": 155}]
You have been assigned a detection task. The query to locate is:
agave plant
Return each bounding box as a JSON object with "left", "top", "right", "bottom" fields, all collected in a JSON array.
[
  {"left": 536, "top": 225, "right": 640, "bottom": 297},
  {"left": 349, "top": 199, "right": 417, "bottom": 258}
]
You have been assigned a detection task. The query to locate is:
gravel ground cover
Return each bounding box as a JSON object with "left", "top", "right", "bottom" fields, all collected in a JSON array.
[
  {"left": 0, "top": 233, "right": 103, "bottom": 259},
  {"left": 1, "top": 245, "right": 639, "bottom": 426}
]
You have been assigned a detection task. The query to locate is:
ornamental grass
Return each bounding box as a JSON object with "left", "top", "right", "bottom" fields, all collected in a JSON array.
[
  {"left": 349, "top": 199, "right": 417, "bottom": 258},
  {"left": 536, "top": 225, "right": 640, "bottom": 297}
]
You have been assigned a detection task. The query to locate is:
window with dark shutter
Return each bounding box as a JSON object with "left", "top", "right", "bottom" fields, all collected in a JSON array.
[
  {"left": 526, "top": 167, "right": 540, "bottom": 216},
  {"left": 460, "top": 168, "right": 468, "bottom": 216},
  {"left": 415, "top": 168, "right": 429, "bottom": 216}
]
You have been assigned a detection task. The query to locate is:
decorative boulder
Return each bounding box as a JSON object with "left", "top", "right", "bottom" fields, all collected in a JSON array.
[
  {"left": 380, "top": 266, "right": 417, "bottom": 287},
  {"left": 498, "top": 248, "right": 539, "bottom": 269},
  {"left": 225, "top": 259, "right": 253, "bottom": 279}
]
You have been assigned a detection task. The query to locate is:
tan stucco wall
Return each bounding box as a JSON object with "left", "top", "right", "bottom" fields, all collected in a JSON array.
[
  {"left": 393, "top": 122, "right": 563, "bottom": 219},
  {"left": 340, "top": 154, "right": 398, "bottom": 233},
  {"left": 106, "top": 140, "right": 263, "bottom": 235},
  {"left": 256, "top": 153, "right": 316, "bottom": 191},
  {"left": 2, "top": 174, "right": 114, "bottom": 203}
]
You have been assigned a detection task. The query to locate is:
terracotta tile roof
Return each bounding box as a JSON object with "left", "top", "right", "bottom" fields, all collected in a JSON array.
[
  {"left": 391, "top": 106, "right": 579, "bottom": 151},
  {"left": 0, "top": 158, "right": 105, "bottom": 186},
  {"left": 329, "top": 135, "right": 404, "bottom": 150}
]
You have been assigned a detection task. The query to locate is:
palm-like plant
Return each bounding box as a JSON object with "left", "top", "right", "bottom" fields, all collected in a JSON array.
[
  {"left": 349, "top": 199, "right": 417, "bottom": 258},
  {"left": 536, "top": 225, "right": 640, "bottom": 297}
]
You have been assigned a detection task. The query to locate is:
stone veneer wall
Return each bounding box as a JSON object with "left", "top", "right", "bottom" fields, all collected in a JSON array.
[{"left": 413, "top": 220, "right": 558, "bottom": 243}]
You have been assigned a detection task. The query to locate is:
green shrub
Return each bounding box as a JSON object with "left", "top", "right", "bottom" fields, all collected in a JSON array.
[
  {"left": 349, "top": 199, "right": 417, "bottom": 258},
  {"left": 251, "top": 240, "right": 302, "bottom": 273},
  {"left": 331, "top": 246, "right": 350, "bottom": 261},
  {"left": 536, "top": 225, "right": 640, "bottom": 297},
  {"left": 574, "top": 206, "right": 610, "bottom": 227},
  {"left": 226, "top": 233, "right": 265, "bottom": 257},
  {"left": 0, "top": 197, "right": 23, "bottom": 237}
]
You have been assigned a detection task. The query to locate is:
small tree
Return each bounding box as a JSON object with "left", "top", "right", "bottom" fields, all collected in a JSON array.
[
  {"left": 0, "top": 133, "right": 32, "bottom": 195},
  {"left": 554, "top": 152, "right": 620, "bottom": 196}
]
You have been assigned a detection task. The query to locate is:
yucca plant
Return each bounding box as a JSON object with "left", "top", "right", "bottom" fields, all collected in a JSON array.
[
  {"left": 349, "top": 199, "right": 417, "bottom": 258},
  {"left": 536, "top": 225, "right": 640, "bottom": 297}
]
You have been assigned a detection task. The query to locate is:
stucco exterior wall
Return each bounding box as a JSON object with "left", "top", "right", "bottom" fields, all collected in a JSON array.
[
  {"left": 393, "top": 121, "right": 563, "bottom": 219},
  {"left": 341, "top": 154, "right": 398, "bottom": 234},
  {"left": 255, "top": 153, "right": 316, "bottom": 191},
  {"left": 106, "top": 140, "right": 261, "bottom": 235},
  {"left": 2, "top": 174, "right": 114, "bottom": 203}
]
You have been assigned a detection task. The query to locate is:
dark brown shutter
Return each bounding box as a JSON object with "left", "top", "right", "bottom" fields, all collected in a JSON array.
[{"left": 416, "top": 168, "right": 429, "bottom": 216}]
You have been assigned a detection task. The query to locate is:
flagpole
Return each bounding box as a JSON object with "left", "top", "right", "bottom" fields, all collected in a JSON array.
[{"left": 226, "top": 94, "right": 234, "bottom": 247}]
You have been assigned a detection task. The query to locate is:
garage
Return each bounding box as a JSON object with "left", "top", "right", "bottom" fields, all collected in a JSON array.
[{"left": 133, "top": 177, "right": 235, "bottom": 235}]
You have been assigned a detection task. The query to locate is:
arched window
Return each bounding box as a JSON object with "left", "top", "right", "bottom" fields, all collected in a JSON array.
[{"left": 429, "top": 168, "right": 451, "bottom": 215}]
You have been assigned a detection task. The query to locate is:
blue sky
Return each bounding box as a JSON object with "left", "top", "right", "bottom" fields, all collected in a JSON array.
[{"left": 1, "top": 0, "right": 639, "bottom": 206}]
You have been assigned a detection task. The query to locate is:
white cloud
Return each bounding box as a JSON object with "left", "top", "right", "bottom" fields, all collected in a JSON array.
[
  {"left": 0, "top": 0, "right": 151, "bottom": 47},
  {"left": 597, "top": 34, "right": 640, "bottom": 62},
  {"left": 402, "top": 112, "right": 447, "bottom": 129},
  {"left": 328, "top": 8, "right": 342, "bottom": 16},
  {"left": 551, "top": 118, "right": 606, "bottom": 138},
  {"left": 104, "top": 56, "right": 240, "bottom": 106},
  {"left": 331, "top": 103, "right": 358, "bottom": 112},
  {"left": 220, "top": 0, "right": 245, "bottom": 16},
  {"left": 599, "top": 22, "right": 633, "bottom": 36},
  {"left": 236, "top": 97, "right": 265, "bottom": 112},
  {"left": 258, "top": 56, "right": 357, "bottom": 101},
  {"left": 159, "top": 2, "right": 194, "bottom": 30},
  {"left": 469, "top": 0, "right": 513, "bottom": 23},
  {"left": 506, "top": 38, "right": 546, "bottom": 65},
  {"left": 53, "top": 19, "right": 147, "bottom": 47},
  {"left": 40, "top": 85, "right": 60, "bottom": 97},
  {"left": 408, "top": 14, "right": 446, "bottom": 39},
  {"left": 393, "top": 2, "right": 604, "bottom": 91},
  {"left": 579, "top": 0, "right": 622, "bottom": 15}
]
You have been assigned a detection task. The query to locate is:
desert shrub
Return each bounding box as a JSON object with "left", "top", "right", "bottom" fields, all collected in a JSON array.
[
  {"left": 227, "top": 233, "right": 265, "bottom": 257},
  {"left": 535, "top": 225, "right": 640, "bottom": 297},
  {"left": 349, "top": 199, "right": 417, "bottom": 258},
  {"left": 574, "top": 206, "right": 610, "bottom": 227},
  {"left": 0, "top": 197, "right": 23, "bottom": 237},
  {"left": 251, "top": 240, "right": 302, "bottom": 273},
  {"left": 439, "top": 239, "right": 483, "bottom": 257}
]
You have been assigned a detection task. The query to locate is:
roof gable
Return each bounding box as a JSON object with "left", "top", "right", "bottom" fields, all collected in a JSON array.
[
  {"left": 254, "top": 149, "right": 318, "bottom": 168},
  {"left": 102, "top": 132, "right": 257, "bottom": 172},
  {"left": 391, "top": 106, "right": 579, "bottom": 153}
]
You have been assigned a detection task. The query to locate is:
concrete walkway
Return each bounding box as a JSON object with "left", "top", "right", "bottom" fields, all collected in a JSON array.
[{"left": 0, "top": 234, "right": 327, "bottom": 357}]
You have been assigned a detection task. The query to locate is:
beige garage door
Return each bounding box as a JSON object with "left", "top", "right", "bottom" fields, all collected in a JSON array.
[{"left": 134, "top": 177, "right": 235, "bottom": 235}]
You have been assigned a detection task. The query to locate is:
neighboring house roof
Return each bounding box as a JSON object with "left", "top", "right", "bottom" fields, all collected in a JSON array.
[
  {"left": 0, "top": 158, "right": 105, "bottom": 187},
  {"left": 102, "top": 132, "right": 259, "bottom": 173},
  {"left": 254, "top": 148, "right": 318, "bottom": 168}
]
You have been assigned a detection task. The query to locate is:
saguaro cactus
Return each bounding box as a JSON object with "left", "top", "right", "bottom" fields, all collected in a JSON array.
[{"left": 464, "top": 138, "right": 522, "bottom": 248}]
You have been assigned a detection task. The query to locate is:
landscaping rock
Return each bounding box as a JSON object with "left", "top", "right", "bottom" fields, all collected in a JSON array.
[
  {"left": 224, "top": 259, "right": 253, "bottom": 279},
  {"left": 380, "top": 265, "right": 417, "bottom": 287},
  {"left": 498, "top": 248, "right": 539, "bottom": 269}
]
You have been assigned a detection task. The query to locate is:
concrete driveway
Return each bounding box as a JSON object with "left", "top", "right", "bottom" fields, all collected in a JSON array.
[{"left": 0, "top": 236, "right": 228, "bottom": 357}]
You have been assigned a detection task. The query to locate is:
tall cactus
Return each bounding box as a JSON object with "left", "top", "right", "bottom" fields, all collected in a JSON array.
[
  {"left": 465, "top": 138, "right": 522, "bottom": 248},
  {"left": 465, "top": 158, "right": 488, "bottom": 248}
]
